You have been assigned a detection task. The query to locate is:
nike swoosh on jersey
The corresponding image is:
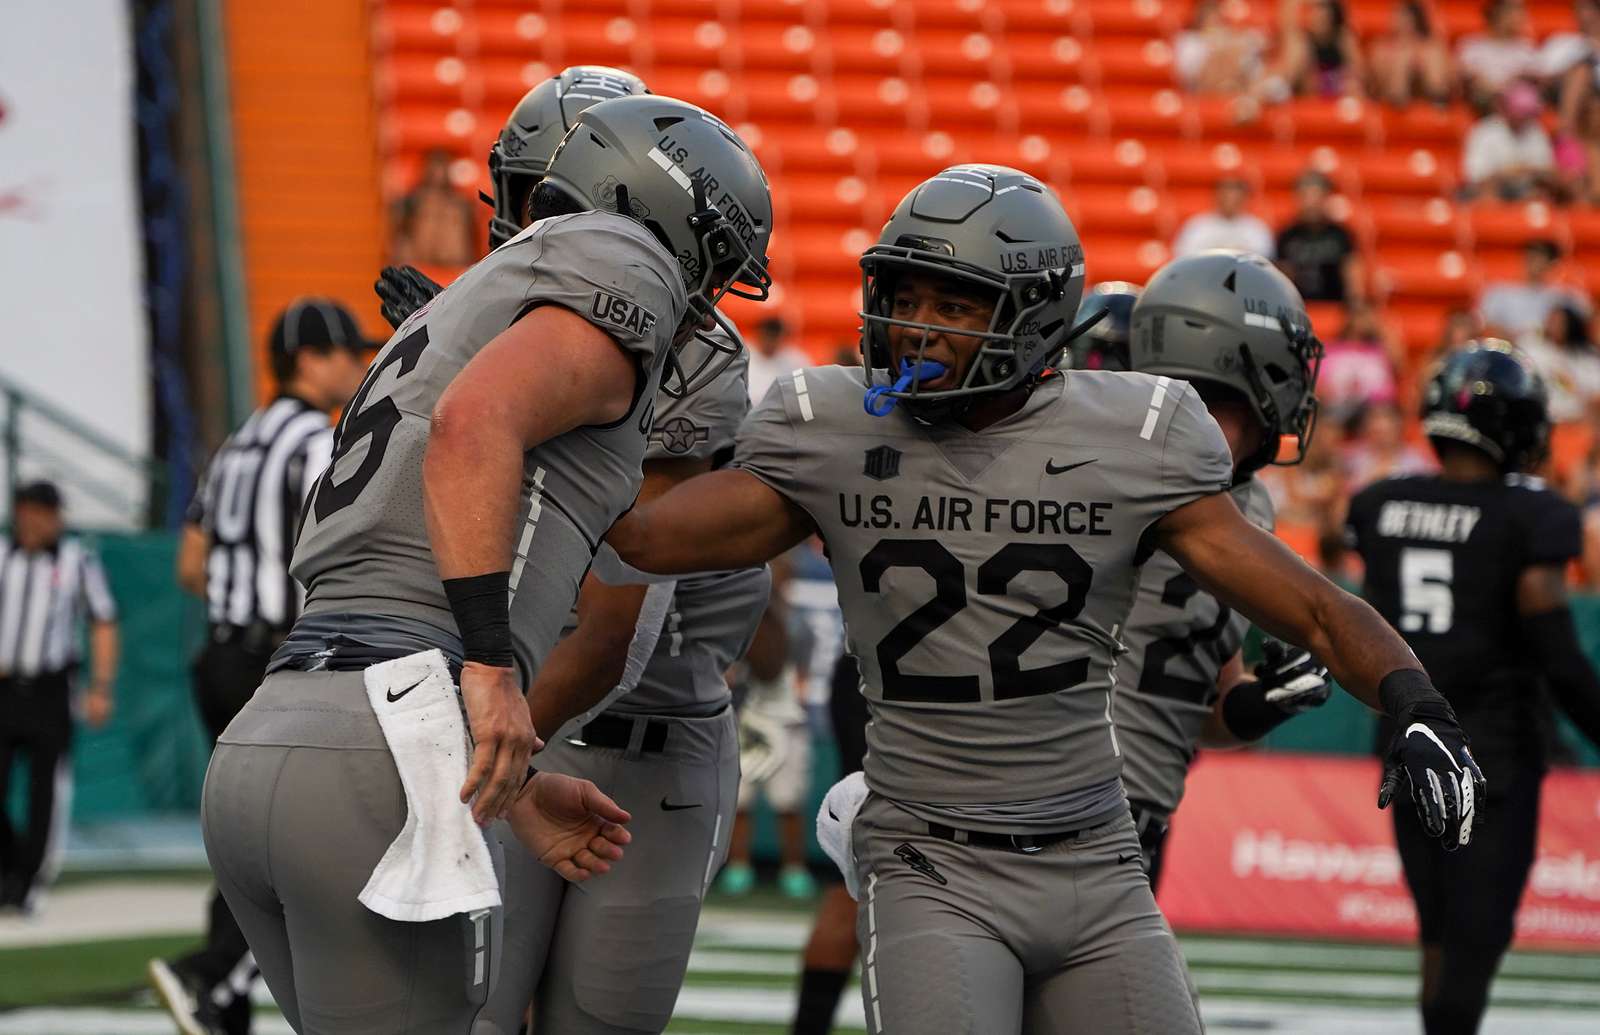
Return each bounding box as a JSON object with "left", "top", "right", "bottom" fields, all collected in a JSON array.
[
  {"left": 660, "top": 798, "right": 702, "bottom": 811},
  {"left": 1044, "top": 458, "right": 1097, "bottom": 475},
  {"left": 386, "top": 677, "right": 428, "bottom": 703}
]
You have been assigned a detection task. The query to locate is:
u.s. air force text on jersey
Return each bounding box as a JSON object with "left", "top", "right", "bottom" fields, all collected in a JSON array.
[{"left": 838, "top": 492, "right": 1114, "bottom": 535}]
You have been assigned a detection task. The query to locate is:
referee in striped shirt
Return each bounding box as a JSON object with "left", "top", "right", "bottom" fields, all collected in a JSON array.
[
  {"left": 0, "top": 480, "right": 119, "bottom": 913},
  {"left": 150, "top": 299, "right": 369, "bottom": 1035}
]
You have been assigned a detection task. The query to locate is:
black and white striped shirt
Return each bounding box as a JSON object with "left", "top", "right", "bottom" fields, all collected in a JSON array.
[
  {"left": 187, "top": 395, "right": 334, "bottom": 629},
  {"left": 0, "top": 536, "right": 117, "bottom": 679}
]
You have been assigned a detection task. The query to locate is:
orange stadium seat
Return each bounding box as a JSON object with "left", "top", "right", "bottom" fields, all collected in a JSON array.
[
  {"left": 825, "top": 25, "right": 915, "bottom": 77},
  {"left": 1189, "top": 96, "right": 1283, "bottom": 142},
  {"left": 1002, "top": 32, "right": 1093, "bottom": 87},
  {"left": 991, "top": 0, "right": 1081, "bottom": 35},
  {"left": 1081, "top": 236, "right": 1172, "bottom": 282},
  {"left": 1069, "top": 185, "right": 1174, "bottom": 238},
  {"left": 904, "top": 0, "right": 999, "bottom": 32},
  {"left": 646, "top": 66, "right": 738, "bottom": 115},
  {"left": 476, "top": 58, "right": 554, "bottom": 108},
  {"left": 648, "top": 18, "right": 739, "bottom": 71},
  {"left": 736, "top": 20, "right": 825, "bottom": 73},
  {"left": 1282, "top": 98, "right": 1382, "bottom": 147},
  {"left": 759, "top": 125, "right": 866, "bottom": 176},
  {"left": 1377, "top": 253, "right": 1481, "bottom": 306},
  {"left": 964, "top": 134, "right": 1058, "bottom": 179},
  {"left": 467, "top": 10, "right": 559, "bottom": 59},
  {"left": 1468, "top": 202, "right": 1569, "bottom": 251},
  {"left": 919, "top": 77, "right": 1014, "bottom": 129},
  {"left": 1081, "top": 0, "right": 1180, "bottom": 39},
  {"left": 816, "top": 0, "right": 906, "bottom": 30},
  {"left": 832, "top": 73, "right": 921, "bottom": 126},
  {"left": 773, "top": 173, "right": 876, "bottom": 230},
  {"left": 1059, "top": 142, "right": 1157, "bottom": 189},
  {"left": 1369, "top": 198, "right": 1465, "bottom": 264},
  {"left": 375, "top": 5, "right": 465, "bottom": 55},
  {"left": 908, "top": 30, "right": 1005, "bottom": 80},
  {"left": 863, "top": 130, "right": 972, "bottom": 176},
  {"left": 1102, "top": 89, "right": 1191, "bottom": 139},
  {"left": 1569, "top": 208, "right": 1600, "bottom": 251},
  {"left": 1377, "top": 106, "right": 1473, "bottom": 149},
  {"left": 548, "top": 12, "right": 643, "bottom": 66},
  {"left": 1093, "top": 38, "right": 1180, "bottom": 87},
  {"left": 727, "top": 70, "right": 827, "bottom": 124},
  {"left": 377, "top": 54, "right": 471, "bottom": 106},
  {"left": 1357, "top": 148, "right": 1457, "bottom": 201},
  {"left": 1154, "top": 145, "right": 1260, "bottom": 192}
]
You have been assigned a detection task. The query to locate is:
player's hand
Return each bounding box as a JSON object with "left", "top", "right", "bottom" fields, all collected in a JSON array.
[
  {"left": 459, "top": 661, "right": 543, "bottom": 825},
  {"left": 508, "top": 771, "right": 632, "bottom": 883},
  {"left": 375, "top": 264, "right": 442, "bottom": 330},
  {"left": 1377, "top": 699, "right": 1487, "bottom": 851},
  {"left": 1253, "top": 640, "right": 1331, "bottom": 715}
]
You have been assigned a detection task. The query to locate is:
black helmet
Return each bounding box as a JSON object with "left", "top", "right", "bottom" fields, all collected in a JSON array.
[
  {"left": 1422, "top": 340, "right": 1550, "bottom": 472},
  {"left": 858, "top": 164, "right": 1089, "bottom": 419},
  {"left": 487, "top": 66, "right": 648, "bottom": 248},
  {"left": 1068, "top": 281, "right": 1141, "bottom": 371}
]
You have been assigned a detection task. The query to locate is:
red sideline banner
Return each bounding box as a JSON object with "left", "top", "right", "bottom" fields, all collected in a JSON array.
[{"left": 1159, "top": 752, "right": 1600, "bottom": 950}]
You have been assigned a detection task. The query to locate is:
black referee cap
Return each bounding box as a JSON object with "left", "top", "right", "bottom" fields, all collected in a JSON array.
[{"left": 268, "top": 298, "right": 375, "bottom": 358}]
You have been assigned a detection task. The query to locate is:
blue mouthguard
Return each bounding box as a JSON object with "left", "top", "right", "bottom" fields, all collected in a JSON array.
[{"left": 863, "top": 359, "right": 949, "bottom": 417}]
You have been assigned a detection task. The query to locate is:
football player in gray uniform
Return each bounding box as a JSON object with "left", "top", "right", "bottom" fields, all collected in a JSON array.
[
  {"left": 604, "top": 164, "right": 1486, "bottom": 1035},
  {"left": 374, "top": 68, "right": 771, "bottom": 1035},
  {"left": 1115, "top": 250, "right": 1334, "bottom": 892},
  {"left": 200, "top": 94, "right": 772, "bottom": 1033}
]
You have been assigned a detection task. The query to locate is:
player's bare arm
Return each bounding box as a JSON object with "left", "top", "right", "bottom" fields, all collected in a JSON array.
[
  {"left": 1159, "top": 491, "right": 1486, "bottom": 847},
  {"left": 526, "top": 455, "right": 710, "bottom": 734},
  {"left": 425, "top": 302, "right": 641, "bottom": 825},
  {"left": 1516, "top": 562, "right": 1600, "bottom": 748},
  {"left": 607, "top": 467, "right": 816, "bottom": 575}
]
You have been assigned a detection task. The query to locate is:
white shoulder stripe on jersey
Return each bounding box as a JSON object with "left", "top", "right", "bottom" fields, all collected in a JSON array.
[
  {"left": 508, "top": 467, "right": 548, "bottom": 597},
  {"left": 792, "top": 368, "right": 815, "bottom": 422},
  {"left": 1138, "top": 375, "right": 1171, "bottom": 441}
]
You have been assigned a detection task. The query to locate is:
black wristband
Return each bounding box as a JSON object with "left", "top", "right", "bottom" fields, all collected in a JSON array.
[
  {"left": 442, "top": 572, "right": 514, "bottom": 668},
  {"left": 1222, "top": 680, "right": 1297, "bottom": 742},
  {"left": 1378, "top": 668, "right": 1450, "bottom": 722}
]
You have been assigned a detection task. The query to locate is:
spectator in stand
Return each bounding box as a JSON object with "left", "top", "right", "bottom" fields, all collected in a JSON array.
[
  {"left": 1456, "top": 0, "right": 1538, "bottom": 106},
  {"left": 1369, "top": 1, "right": 1454, "bottom": 105},
  {"left": 1558, "top": 31, "right": 1600, "bottom": 202},
  {"left": 1478, "top": 239, "right": 1590, "bottom": 338},
  {"left": 1341, "top": 401, "right": 1438, "bottom": 492},
  {"left": 1518, "top": 304, "right": 1600, "bottom": 423},
  {"left": 1319, "top": 300, "right": 1404, "bottom": 425},
  {"left": 1174, "top": 0, "right": 1270, "bottom": 95},
  {"left": 1462, "top": 80, "right": 1559, "bottom": 201},
  {"left": 1432, "top": 307, "right": 1485, "bottom": 360},
  {"left": 1537, "top": 0, "right": 1600, "bottom": 82},
  {"left": 745, "top": 315, "right": 813, "bottom": 405},
  {"left": 1172, "top": 176, "right": 1276, "bottom": 257},
  {"left": 389, "top": 149, "right": 476, "bottom": 268},
  {"left": 1276, "top": 170, "right": 1364, "bottom": 303},
  {"left": 1259, "top": 424, "right": 1350, "bottom": 572},
  {"left": 1277, "top": 0, "right": 1365, "bottom": 98}
]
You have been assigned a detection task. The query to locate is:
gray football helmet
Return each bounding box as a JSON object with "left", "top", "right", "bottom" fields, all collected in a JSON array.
[
  {"left": 542, "top": 95, "right": 774, "bottom": 396},
  {"left": 488, "top": 66, "right": 648, "bottom": 248},
  {"left": 1130, "top": 250, "right": 1322, "bottom": 473},
  {"left": 858, "top": 165, "right": 1089, "bottom": 415}
]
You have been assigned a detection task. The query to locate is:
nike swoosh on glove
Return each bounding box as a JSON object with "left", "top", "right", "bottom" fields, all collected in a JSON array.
[
  {"left": 1254, "top": 639, "right": 1332, "bottom": 715},
  {"left": 1377, "top": 699, "right": 1487, "bottom": 851},
  {"left": 375, "top": 264, "right": 443, "bottom": 330}
]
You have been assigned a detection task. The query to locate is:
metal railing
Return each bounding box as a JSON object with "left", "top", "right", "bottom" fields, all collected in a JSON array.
[{"left": 0, "top": 372, "right": 170, "bottom": 529}]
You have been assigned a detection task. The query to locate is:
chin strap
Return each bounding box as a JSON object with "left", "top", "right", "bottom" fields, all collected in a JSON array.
[{"left": 864, "top": 359, "right": 949, "bottom": 417}]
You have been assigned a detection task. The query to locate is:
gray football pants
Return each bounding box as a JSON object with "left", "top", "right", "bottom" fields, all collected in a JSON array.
[
  {"left": 201, "top": 669, "right": 504, "bottom": 1034},
  {"left": 473, "top": 707, "right": 739, "bottom": 1035},
  {"left": 851, "top": 795, "right": 1202, "bottom": 1035}
]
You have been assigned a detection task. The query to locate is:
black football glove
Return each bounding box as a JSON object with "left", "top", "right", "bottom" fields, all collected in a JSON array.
[
  {"left": 375, "top": 264, "right": 443, "bottom": 330},
  {"left": 1377, "top": 698, "right": 1487, "bottom": 851},
  {"left": 1253, "top": 640, "right": 1332, "bottom": 715}
]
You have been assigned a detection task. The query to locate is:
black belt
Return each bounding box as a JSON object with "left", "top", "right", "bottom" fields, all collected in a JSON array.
[
  {"left": 578, "top": 714, "right": 669, "bottom": 754},
  {"left": 210, "top": 621, "right": 288, "bottom": 654},
  {"left": 925, "top": 822, "right": 1084, "bottom": 854}
]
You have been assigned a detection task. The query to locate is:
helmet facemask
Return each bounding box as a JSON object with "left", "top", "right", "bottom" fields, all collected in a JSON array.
[
  {"left": 655, "top": 178, "right": 772, "bottom": 398},
  {"left": 1236, "top": 315, "right": 1324, "bottom": 472},
  {"left": 857, "top": 246, "right": 1078, "bottom": 419}
]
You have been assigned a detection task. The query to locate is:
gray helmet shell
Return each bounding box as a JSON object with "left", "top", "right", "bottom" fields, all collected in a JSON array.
[
  {"left": 542, "top": 95, "right": 774, "bottom": 395},
  {"left": 1130, "top": 250, "right": 1322, "bottom": 473},
  {"left": 859, "top": 164, "right": 1087, "bottom": 414},
  {"left": 488, "top": 66, "right": 648, "bottom": 248}
]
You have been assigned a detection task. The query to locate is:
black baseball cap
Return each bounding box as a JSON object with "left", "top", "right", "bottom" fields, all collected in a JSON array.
[
  {"left": 14, "top": 481, "right": 62, "bottom": 508},
  {"left": 268, "top": 298, "right": 375, "bottom": 358}
]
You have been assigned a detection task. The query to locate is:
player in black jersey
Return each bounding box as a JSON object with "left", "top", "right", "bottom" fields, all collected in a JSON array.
[{"left": 1346, "top": 341, "right": 1600, "bottom": 1035}]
